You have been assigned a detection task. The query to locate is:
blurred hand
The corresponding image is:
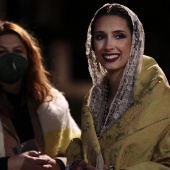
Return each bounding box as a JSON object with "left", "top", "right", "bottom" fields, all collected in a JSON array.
[
  {"left": 8, "top": 150, "right": 57, "bottom": 170},
  {"left": 39, "top": 154, "right": 62, "bottom": 170}
]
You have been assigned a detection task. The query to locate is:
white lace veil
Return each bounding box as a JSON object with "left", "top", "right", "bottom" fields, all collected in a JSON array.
[{"left": 85, "top": 3, "right": 145, "bottom": 137}]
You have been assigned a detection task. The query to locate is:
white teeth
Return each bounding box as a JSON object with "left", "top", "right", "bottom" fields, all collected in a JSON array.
[{"left": 104, "top": 55, "right": 118, "bottom": 59}]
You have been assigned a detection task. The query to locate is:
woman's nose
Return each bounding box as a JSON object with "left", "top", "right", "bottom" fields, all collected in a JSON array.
[{"left": 105, "top": 37, "right": 114, "bottom": 50}]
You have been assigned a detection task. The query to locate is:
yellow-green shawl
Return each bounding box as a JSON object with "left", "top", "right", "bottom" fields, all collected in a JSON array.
[{"left": 66, "top": 55, "right": 170, "bottom": 170}]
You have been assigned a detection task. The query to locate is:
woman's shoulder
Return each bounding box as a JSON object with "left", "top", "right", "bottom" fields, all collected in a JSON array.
[
  {"left": 142, "top": 55, "right": 162, "bottom": 71},
  {"left": 142, "top": 55, "right": 157, "bottom": 64},
  {"left": 38, "top": 87, "right": 70, "bottom": 118},
  {"left": 49, "top": 87, "right": 69, "bottom": 106},
  {"left": 39, "top": 87, "right": 69, "bottom": 111}
]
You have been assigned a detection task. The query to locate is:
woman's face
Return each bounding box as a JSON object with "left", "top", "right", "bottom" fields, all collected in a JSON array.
[
  {"left": 0, "top": 34, "right": 27, "bottom": 58},
  {"left": 93, "top": 15, "right": 132, "bottom": 74}
]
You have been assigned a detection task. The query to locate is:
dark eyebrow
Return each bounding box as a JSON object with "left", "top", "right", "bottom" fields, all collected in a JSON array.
[
  {"left": 94, "top": 30, "right": 126, "bottom": 34},
  {"left": 0, "top": 45, "right": 24, "bottom": 49},
  {"left": 113, "top": 30, "right": 126, "bottom": 33},
  {"left": 14, "top": 45, "right": 24, "bottom": 48},
  {"left": 94, "top": 31, "right": 104, "bottom": 34}
]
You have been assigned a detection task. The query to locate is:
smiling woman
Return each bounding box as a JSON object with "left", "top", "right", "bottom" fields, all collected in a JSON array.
[
  {"left": 93, "top": 15, "right": 132, "bottom": 79},
  {"left": 66, "top": 3, "right": 170, "bottom": 170}
]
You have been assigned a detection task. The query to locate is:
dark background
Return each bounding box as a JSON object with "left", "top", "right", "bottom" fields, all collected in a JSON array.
[
  {"left": 3, "top": 0, "right": 170, "bottom": 80},
  {"left": 1, "top": 0, "right": 170, "bottom": 125}
]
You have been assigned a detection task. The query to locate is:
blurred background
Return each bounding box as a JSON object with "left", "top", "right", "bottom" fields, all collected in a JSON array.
[{"left": 0, "top": 0, "right": 170, "bottom": 126}]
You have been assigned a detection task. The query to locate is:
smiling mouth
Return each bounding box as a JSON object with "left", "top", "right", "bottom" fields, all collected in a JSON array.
[{"left": 103, "top": 54, "right": 119, "bottom": 62}]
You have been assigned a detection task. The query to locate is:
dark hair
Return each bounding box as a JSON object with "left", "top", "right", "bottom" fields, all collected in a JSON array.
[{"left": 91, "top": 4, "right": 133, "bottom": 49}]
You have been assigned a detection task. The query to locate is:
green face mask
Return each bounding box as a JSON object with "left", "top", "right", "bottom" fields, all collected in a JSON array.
[{"left": 0, "top": 53, "right": 28, "bottom": 84}]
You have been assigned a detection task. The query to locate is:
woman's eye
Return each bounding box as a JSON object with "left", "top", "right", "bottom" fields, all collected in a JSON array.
[
  {"left": 115, "top": 33, "right": 126, "bottom": 39},
  {"left": 94, "top": 34, "right": 105, "bottom": 40},
  {"left": 14, "top": 49, "right": 23, "bottom": 54}
]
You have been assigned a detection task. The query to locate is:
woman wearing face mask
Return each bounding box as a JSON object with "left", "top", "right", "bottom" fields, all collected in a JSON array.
[
  {"left": 66, "top": 3, "right": 170, "bottom": 170},
  {"left": 0, "top": 20, "right": 81, "bottom": 170}
]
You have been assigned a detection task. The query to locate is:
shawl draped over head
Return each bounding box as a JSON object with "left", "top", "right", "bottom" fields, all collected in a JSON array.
[
  {"left": 85, "top": 3, "right": 145, "bottom": 137},
  {"left": 66, "top": 3, "right": 170, "bottom": 170}
]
